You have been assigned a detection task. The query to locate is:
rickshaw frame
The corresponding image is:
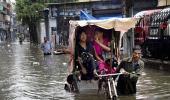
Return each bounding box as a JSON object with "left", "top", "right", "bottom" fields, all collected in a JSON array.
[{"left": 65, "top": 17, "right": 139, "bottom": 99}]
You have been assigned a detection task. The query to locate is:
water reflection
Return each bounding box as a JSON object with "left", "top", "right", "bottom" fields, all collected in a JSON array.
[
  {"left": 0, "top": 42, "right": 170, "bottom": 100},
  {"left": 74, "top": 69, "right": 170, "bottom": 100},
  {"left": 136, "top": 69, "right": 170, "bottom": 100},
  {"left": 0, "top": 42, "right": 74, "bottom": 100}
]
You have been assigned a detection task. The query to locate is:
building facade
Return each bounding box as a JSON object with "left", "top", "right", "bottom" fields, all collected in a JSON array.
[
  {"left": 44, "top": 0, "right": 122, "bottom": 45},
  {"left": 122, "top": 0, "right": 158, "bottom": 57},
  {"left": 0, "top": 0, "right": 12, "bottom": 42},
  {"left": 40, "top": 0, "right": 159, "bottom": 58},
  {"left": 158, "top": 0, "right": 170, "bottom": 6}
]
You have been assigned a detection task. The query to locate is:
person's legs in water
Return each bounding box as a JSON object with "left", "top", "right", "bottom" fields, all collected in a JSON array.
[{"left": 117, "top": 75, "right": 126, "bottom": 95}]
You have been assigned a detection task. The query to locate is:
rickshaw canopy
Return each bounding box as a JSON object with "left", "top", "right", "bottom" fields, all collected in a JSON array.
[{"left": 70, "top": 17, "right": 138, "bottom": 33}]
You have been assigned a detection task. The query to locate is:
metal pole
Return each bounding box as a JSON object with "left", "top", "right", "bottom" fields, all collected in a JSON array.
[{"left": 131, "top": 2, "right": 134, "bottom": 53}]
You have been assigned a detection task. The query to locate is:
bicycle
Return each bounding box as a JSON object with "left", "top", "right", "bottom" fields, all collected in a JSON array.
[{"left": 98, "top": 73, "right": 122, "bottom": 100}]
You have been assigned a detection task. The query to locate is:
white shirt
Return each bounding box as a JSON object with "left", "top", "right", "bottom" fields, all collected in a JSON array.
[{"left": 41, "top": 41, "right": 52, "bottom": 54}]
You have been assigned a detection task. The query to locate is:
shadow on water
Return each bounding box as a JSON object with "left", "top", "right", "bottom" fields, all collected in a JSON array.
[{"left": 0, "top": 42, "right": 170, "bottom": 100}]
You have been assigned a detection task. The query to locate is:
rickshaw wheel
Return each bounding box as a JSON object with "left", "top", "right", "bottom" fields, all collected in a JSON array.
[
  {"left": 112, "top": 96, "right": 117, "bottom": 100},
  {"left": 103, "top": 80, "right": 117, "bottom": 100},
  {"left": 103, "top": 82, "right": 110, "bottom": 99},
  {"left": 71, "top": 80, "right": 79, "bottom": 93},
  {"left": 64, "top": 83, "right": 71, "bottom": 92},
  {"left": 66, "top": 74, "right": 79, "bottom": 93}
]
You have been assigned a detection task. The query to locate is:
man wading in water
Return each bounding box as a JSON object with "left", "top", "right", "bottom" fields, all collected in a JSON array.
[{"left": 116, "top": 46, "right": 144, "bottom": 95}]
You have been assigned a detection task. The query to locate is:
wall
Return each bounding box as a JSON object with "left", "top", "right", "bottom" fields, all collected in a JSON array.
[
  {"left": 40, "top": 22, "right": 46, "bottom": 43},
  {"left": 158, "top": 0, "right": 170, "bottom": 6}
]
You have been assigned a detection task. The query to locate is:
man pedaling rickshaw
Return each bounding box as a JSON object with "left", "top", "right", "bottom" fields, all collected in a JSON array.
[{"left": 116, "top": 46, "right": 144, "bottom": 95}]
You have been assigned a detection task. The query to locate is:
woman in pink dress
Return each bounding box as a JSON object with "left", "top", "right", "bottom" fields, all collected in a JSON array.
[{"left": 93, "top": 29, "right": 116, "bottom": 74}]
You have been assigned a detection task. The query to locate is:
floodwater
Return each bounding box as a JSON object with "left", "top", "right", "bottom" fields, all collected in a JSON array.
[{"left": 0, "top": 42, "right": 170, "bottom": 100}]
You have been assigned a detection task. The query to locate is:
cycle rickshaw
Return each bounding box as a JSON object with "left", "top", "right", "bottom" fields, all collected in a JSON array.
[{"left": 65, "top": 17, "right": 138, "bottom": 100}]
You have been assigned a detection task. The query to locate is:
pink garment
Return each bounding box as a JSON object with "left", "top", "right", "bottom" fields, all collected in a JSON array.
[
  {"left": 98, "top": 61, "right": 116, "bottom": 74},
  {"left": 93, "top": 38, "right": 114, "bottom": 74},
  {"left": 93, "top": 38, "right": 109, "bottom": 56},
  {"left": 93, "top": 41, "right": 103, "bottom": 56}
]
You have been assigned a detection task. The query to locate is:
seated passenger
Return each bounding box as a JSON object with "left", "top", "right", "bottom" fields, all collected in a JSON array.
[
  {"left": 75, "top": 29, "right": 96, "bottom": 80},
  {"left": 93, "top": 29, "right": 117, "bottom": 74}
]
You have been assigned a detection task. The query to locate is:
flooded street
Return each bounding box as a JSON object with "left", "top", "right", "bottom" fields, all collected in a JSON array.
[{"left": 0, "top": 42, "right": 170, "bottom": 100}]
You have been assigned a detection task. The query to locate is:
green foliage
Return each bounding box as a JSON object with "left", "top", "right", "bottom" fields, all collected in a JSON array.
[
  {"left": 15, "top": 0, "right": 46, "bottom": 25},
  {"left": 48, "top": 0, "right": 78, "bottom": 3},
  {"left": 47, "top": 0, "right": 56, "bottom": 3}
]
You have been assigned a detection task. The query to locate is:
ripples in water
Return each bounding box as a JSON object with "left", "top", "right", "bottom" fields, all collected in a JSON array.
[{"left": 0, "top": 42, "right": 170, "bottom": 100}]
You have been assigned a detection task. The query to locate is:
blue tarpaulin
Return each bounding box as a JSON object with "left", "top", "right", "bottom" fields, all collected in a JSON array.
[
  {"left": 95, "top": 14, "right": 122, "bottom": 20},
  {"left": 80, "top": 10, "right": 122, "bottom": 20},
  {"left": 80, "top": 10, "right": 96, "bottom": 20}
]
